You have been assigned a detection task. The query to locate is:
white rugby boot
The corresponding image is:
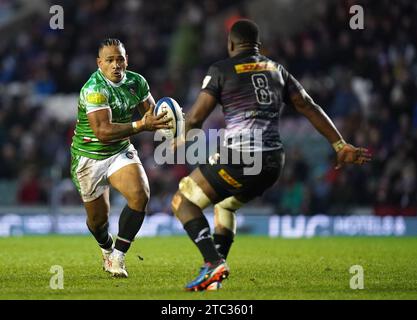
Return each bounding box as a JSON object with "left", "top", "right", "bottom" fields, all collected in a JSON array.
[
  {"left": 107, "top": 249, "right": 128, "bottom": 278},
  {"left": 101, "top": 247, "right": 113, "bottom": 273}
]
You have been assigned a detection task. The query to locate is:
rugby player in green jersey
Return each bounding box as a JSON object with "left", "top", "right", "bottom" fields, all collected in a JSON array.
[{"left": 71, "top": 39, "right": 172, "bottom": 277}]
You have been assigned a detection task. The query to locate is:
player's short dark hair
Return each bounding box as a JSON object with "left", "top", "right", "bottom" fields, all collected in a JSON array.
[
  {"left": 98, "top": 38, "right": 125, "bottom": 55},
  {"left": 230, "top": 19, "right": 260, "bottom": 45}
]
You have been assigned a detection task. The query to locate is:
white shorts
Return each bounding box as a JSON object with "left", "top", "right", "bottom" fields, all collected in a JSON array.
[{"left": 72, "top": 144, "right": 141, "bottom": 202}]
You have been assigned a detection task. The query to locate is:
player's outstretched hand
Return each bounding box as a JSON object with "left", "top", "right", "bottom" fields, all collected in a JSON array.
[
  {"left": 335, "top": 144, "right": 372, "bottom": 170},
  {"left": 140, "top": 104, "right": 173, "bottom": 131}
]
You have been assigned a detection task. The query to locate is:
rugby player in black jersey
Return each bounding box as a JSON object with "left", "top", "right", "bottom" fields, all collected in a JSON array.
[{"left": 171, "top": 19, "right": 371, "bottom": 291}]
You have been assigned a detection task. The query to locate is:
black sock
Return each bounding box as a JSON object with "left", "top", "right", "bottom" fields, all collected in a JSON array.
[
  {"left": 213, "top": 232, "right": 234, "bottom": 259},
  {"left": 183, "top": 217, "right": 221, "bottom": 264},
  {"left": 115, "top": 205, "right": 145, "bottom": 253},
  {"left": 87, "top": 222, "right": 113, "bottom": 250}
]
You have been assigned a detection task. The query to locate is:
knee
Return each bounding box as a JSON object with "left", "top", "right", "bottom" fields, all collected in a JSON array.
[
  {"left": 215, "top": 196, "right": 243, "bottom": 212},
  {"left": 86, "top": 218, "right": 108, "bottom": 232},
  {"left": 214, "top": 204, "right": 236, "bottom": 234},
  {"left": 177, "top": 176, "right": 211, "bottom": 210},
  {"left": 127, "top": 187, "right": 150, "bottom": 212},
  {"left": 213, "top": 197, "right": 244, "bottom": 234}
]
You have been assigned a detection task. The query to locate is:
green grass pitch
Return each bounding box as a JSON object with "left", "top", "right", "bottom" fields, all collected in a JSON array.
[{"left": 0, "top": 235, "right": 416, "bottom": 300}]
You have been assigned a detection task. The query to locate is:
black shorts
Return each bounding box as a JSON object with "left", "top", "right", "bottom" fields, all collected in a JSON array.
[{"left": 199, "top": 147, "right": 285, "bottom": 200}]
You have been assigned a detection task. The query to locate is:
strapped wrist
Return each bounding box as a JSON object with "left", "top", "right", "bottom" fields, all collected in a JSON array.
[{"left": 332, "top": 139, "right": 347, "bottom": 152}]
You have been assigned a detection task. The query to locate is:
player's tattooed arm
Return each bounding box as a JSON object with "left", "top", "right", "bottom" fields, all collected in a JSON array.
[
  {"left": 88, "top": 106, "right": 171, "bottom": 142},
  {"left": 88, "top": 108, "right": 137, "bottom": 141},
  {"left": 137, "top": 94, "right": 156, "bottom": 117}
]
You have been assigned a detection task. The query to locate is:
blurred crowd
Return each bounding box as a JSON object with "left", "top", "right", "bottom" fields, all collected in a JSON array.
[{"left": 0, "top": 0, "right": 416, "bottom": 216}]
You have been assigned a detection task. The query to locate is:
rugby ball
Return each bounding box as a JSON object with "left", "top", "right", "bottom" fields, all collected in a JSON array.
[{"left": 154, "top": 97, "right": 184, "bottom": 139}]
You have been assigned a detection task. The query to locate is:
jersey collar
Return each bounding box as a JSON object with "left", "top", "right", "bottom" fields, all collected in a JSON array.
[
  {"left": 98, "top": 68, "right": 127, "bottom": 87},
  {"left": 233, "top": 48, "right": 259, "bottom": 59}
]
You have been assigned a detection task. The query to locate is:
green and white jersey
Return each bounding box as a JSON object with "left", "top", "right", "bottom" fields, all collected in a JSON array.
[{"left": 71, "top": 69, "right": 150, "bottom": 159}]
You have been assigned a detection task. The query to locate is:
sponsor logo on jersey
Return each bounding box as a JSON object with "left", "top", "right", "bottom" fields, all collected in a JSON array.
[
  {"left": 244, "top": 110, "right": 280, "bottom": 119},
  {"left": 86, "top": 92, "right": 107, "bottom": 105},
  {"left": 125, "top": 151, "right": 134, "bottom": 159},
  {"left": 234, "top": 61, "right": 278, "bottom": 74},
  {"left": 218, "top": 169, "right": 242, "bottom": 188}
]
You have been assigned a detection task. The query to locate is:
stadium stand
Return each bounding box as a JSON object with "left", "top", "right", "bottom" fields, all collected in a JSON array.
[{"left": 0, "top": 0, "right": 415, "bottom": 216}]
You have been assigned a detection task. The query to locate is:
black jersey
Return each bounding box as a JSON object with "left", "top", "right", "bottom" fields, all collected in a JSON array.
[{"left": 202, "top": 49, "right": 304, "bottom": 152}]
